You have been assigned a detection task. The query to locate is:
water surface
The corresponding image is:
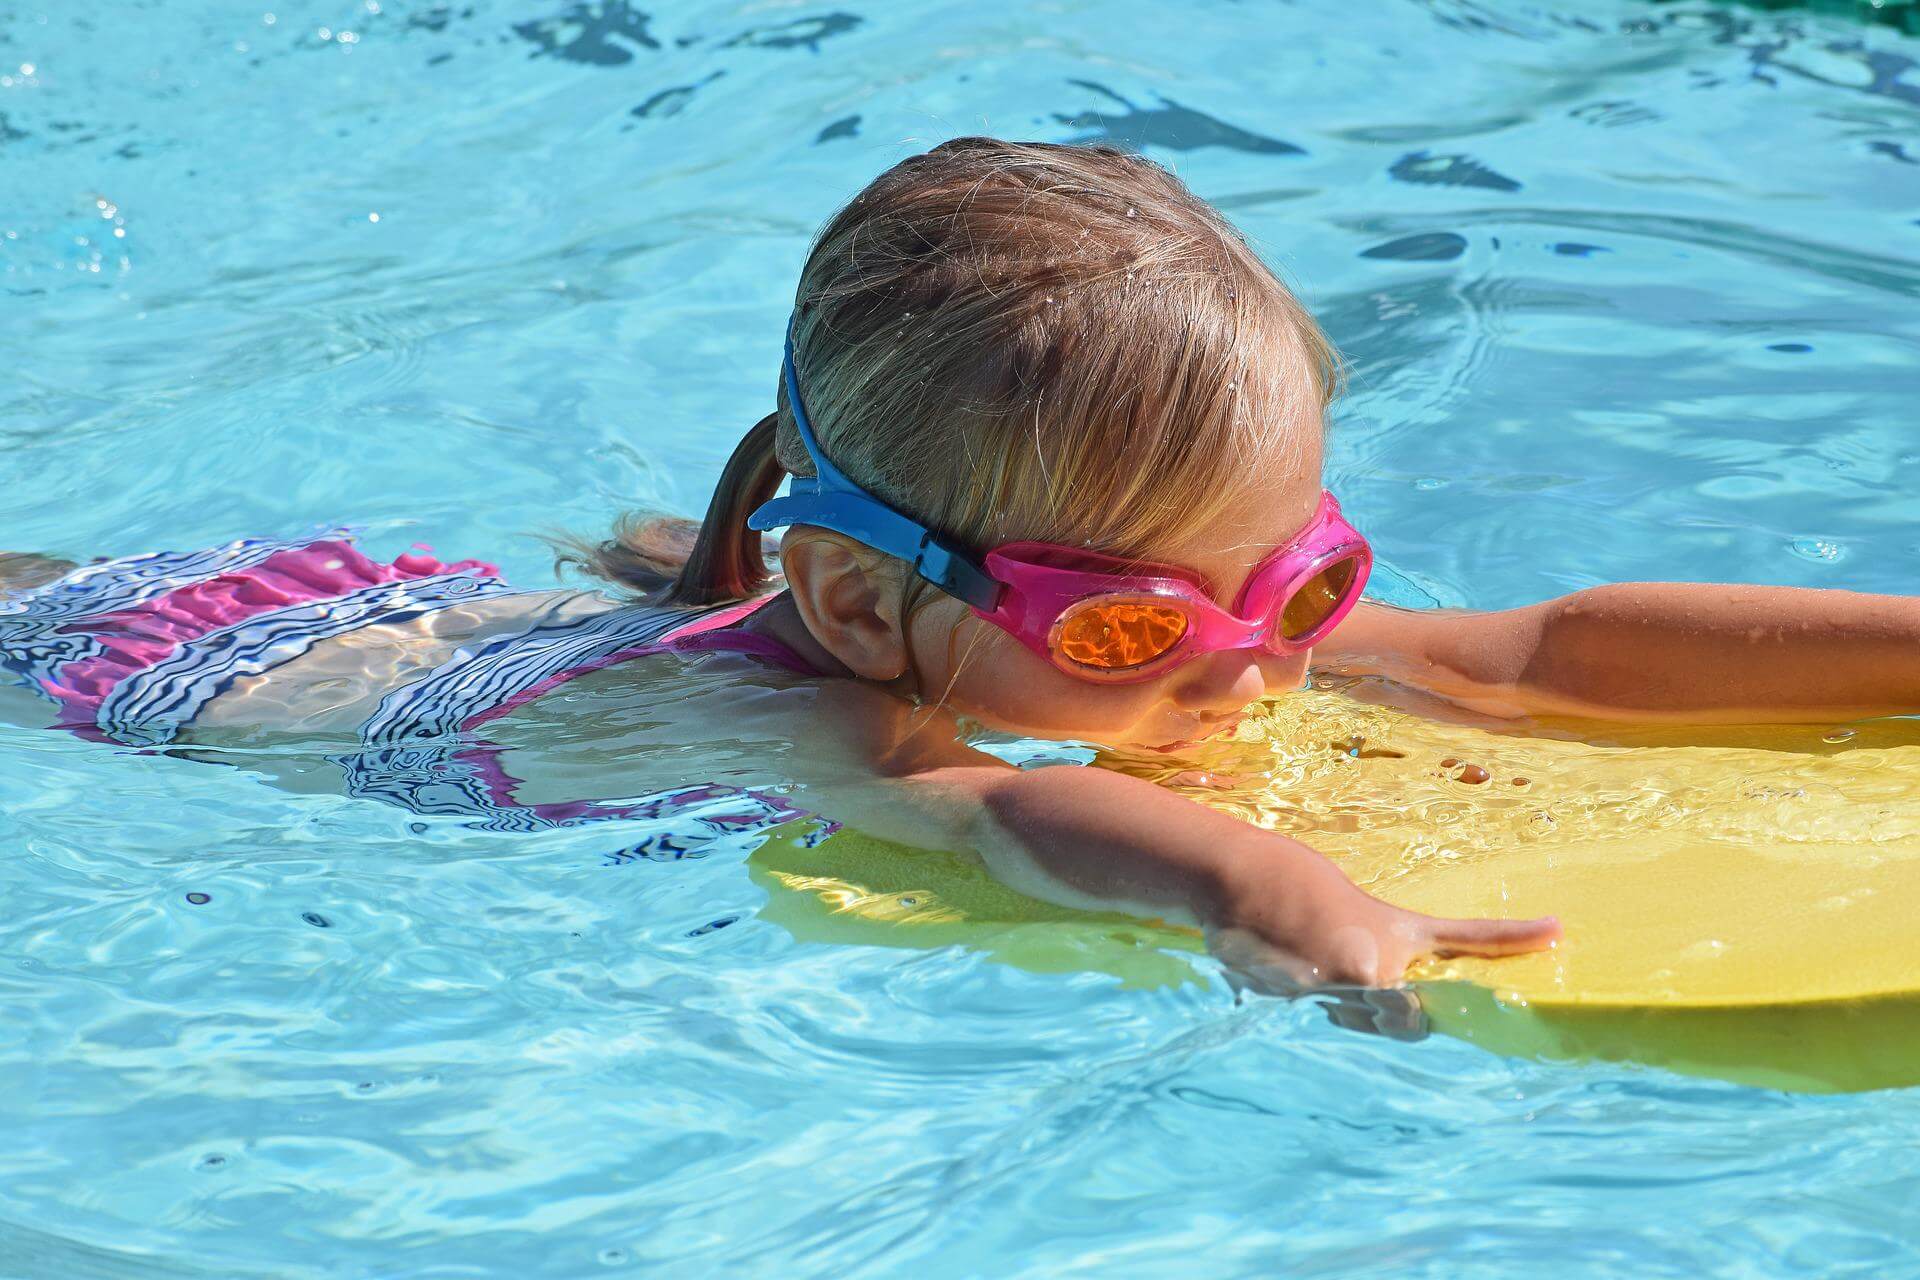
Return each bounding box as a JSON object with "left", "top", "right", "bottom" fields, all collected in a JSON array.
[{"left": 3, "top": 1, "right": 1919, "bottom": 1274}]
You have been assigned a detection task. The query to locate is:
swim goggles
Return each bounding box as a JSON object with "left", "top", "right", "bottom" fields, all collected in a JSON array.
[{"left": 746, "top": 312, "right": 1372, "bottom": 683}]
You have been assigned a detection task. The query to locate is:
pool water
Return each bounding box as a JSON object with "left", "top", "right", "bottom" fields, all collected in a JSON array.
[{"left": 4, "top": 0, "right": 1920, "bottom": 1274}]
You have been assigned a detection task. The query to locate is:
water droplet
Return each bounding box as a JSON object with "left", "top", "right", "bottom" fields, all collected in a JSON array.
[
  {"left": 1823, "top": 728, "right": 1857, "bottom": 744},
  {"left": 898, "top": 896, "right": 918, "bottom": 907},
  {"left": 1413, "top": 477, "right": 1445, "bottom": 491},
  {"left": 367, "top": 211, "right": 380, "bottom": 223},
  {"left": 302, "top": 911, "right": 332, "bottom": 928},
  {"left": 408, "top": 822, "right": 428, "bottom": 834},
  {"left": 1788, "top": 536, "right": 1846, "bottom": 563},
  {"left": 196, "top": 1154, "right": 227, "bottom": 1171},
  {"left": 598, "top": 1248, "right": 629, "bottom": 1266},
  {"left": 185, "top": 891, "right": 211, "bottom": 905}
]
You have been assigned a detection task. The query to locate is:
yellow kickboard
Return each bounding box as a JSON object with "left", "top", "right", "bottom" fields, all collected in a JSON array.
[{"left": 750, "top": 689, "right": 1920, "bottom": 1092}]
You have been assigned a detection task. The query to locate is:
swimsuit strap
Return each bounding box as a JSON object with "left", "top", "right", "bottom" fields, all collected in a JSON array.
[
  {"left": 357, "top": 590, "right": 814, "bottom": 750},
  {"left": 655, "top": 593, "right": 822, "bottom": 675},
  {"left": 334, "top": 590, "right": 828, "bottom": 833}
]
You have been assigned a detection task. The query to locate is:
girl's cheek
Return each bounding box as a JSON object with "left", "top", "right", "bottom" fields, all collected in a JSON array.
[{"left": 923, "top": 615, "right": 1159, "bottom": 739}]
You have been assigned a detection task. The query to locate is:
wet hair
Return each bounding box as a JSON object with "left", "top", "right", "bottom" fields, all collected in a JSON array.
[{"left": 556, "top": 136, "right": 1343, "bottom": 606}]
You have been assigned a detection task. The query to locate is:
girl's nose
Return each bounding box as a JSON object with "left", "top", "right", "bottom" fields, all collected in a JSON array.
[{"left": 1169, "top": 651, "right": 1271, "bottom": 716}]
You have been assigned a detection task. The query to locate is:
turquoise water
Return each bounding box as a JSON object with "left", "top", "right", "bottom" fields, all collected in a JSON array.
[{"left": 4, "top": 0, "right": 1920, "bottom": 1274}]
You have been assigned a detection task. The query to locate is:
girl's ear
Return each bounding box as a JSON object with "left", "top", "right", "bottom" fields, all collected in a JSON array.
[{"left": 780, "top": 534, "right": 910, "bottom": 681}]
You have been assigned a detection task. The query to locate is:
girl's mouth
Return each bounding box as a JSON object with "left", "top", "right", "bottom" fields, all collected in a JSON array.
[{"left": 1142, "top": 713, "right": 1244, "bottom": 752}]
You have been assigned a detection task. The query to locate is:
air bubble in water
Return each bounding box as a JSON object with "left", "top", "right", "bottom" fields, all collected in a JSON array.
[
  {"left": 1788, "top": 536, "right": 1845, "bottom": 563},
  {"left": 1823, "top": 728, "right": 1857, "bottom": 744}
]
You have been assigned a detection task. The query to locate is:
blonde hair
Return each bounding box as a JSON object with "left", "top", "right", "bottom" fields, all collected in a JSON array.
[{"left": 558, "top": 136, "right": 1343, "bottom": 605}]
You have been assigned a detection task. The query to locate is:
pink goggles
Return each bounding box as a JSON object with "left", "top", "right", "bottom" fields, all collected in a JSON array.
[{"left": 972, "top": 492, "right": 1371, "bottom": 683}]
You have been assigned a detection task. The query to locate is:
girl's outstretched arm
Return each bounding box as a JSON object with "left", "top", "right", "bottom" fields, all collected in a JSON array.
[
  {"left": 1319, "top": 586, "right": 1920, "bottom": 723},
  {"left": 908, "top": 760, "right": 1558, "bottom": 989},
  {"left": 790, "top": 681, "right": 1559, "bottom": 989}
]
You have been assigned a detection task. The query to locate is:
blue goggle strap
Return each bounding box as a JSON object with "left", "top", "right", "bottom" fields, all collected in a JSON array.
[{"left": 745, "top": 318, "right": 1004, "bottom": 613}]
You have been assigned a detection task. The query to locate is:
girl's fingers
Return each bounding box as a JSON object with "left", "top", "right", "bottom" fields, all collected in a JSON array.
[
  {"left": 1204, "top": 924, "right": 1316, "bottom": 994},
  {"left": 1427, "top": 914, "right": 1562, "bottom": 958},
  {"left": 1317, "top": 988, "right": 1431, "bottom": 1042}
]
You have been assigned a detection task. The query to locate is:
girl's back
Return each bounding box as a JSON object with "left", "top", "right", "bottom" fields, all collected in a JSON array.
[{"left": 0, "top": 529, "right": 820, "bottom": 832}]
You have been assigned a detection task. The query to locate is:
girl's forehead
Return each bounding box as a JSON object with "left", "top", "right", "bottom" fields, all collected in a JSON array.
[{"left": 1152, "top": 438, "right": 1326, "bottom": 582}]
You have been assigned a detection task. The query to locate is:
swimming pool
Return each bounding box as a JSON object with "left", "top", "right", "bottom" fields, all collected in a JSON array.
[{"left": 4, "top": 0, "right": 1919, "bottom": 1273}]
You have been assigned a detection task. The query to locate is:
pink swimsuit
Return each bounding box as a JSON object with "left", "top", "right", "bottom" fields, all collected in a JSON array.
[{"left": 1, "top": 528, "right": 830, "bottom": 840}]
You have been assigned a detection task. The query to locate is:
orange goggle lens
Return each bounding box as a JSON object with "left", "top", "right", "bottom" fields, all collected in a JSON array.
[
  {"left": 1277, "top": 556, "right": 1360, "bottom": 644},
  {"left": 1053, "top": 600, "right": 1191, "bottom": 672}
]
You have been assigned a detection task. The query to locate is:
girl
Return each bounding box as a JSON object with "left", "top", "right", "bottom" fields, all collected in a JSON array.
[{"left": 6, "top": 138, "right": 1918, "bottom": 993}]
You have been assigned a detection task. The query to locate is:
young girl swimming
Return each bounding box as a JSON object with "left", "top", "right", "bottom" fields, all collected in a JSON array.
[{"left": 6, "top": 137, "right": 1919, "bottom": 993}]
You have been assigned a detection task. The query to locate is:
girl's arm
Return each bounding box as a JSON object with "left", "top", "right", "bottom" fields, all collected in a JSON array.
[
  {"left": 792, "top": 680, "right": 1559, "bottom": 989},
  {"left": 1319, "top": 586, "right": 1920, "bottom": 723},
  {"left": 898, "top": 760, "right": 1558, "bottom": 988}
]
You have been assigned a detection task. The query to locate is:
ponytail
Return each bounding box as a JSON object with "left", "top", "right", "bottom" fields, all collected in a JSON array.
[{"left": 552, "top": 413, "right": 787, "bottom": 604}]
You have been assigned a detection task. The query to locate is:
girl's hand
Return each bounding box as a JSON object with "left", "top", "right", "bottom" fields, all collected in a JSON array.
[{"left": 1202, "top": 853, "right": 1561, "bottom": 993}]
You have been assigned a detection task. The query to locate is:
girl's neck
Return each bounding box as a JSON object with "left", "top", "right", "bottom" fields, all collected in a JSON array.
[{"left": 737, "top": 590, "right": 851, "bottom": 680}]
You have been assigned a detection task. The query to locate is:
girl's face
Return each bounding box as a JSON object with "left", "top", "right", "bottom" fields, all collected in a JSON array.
[{"left": 904, "top": 442, "right": 1329, "bottom": 752}]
